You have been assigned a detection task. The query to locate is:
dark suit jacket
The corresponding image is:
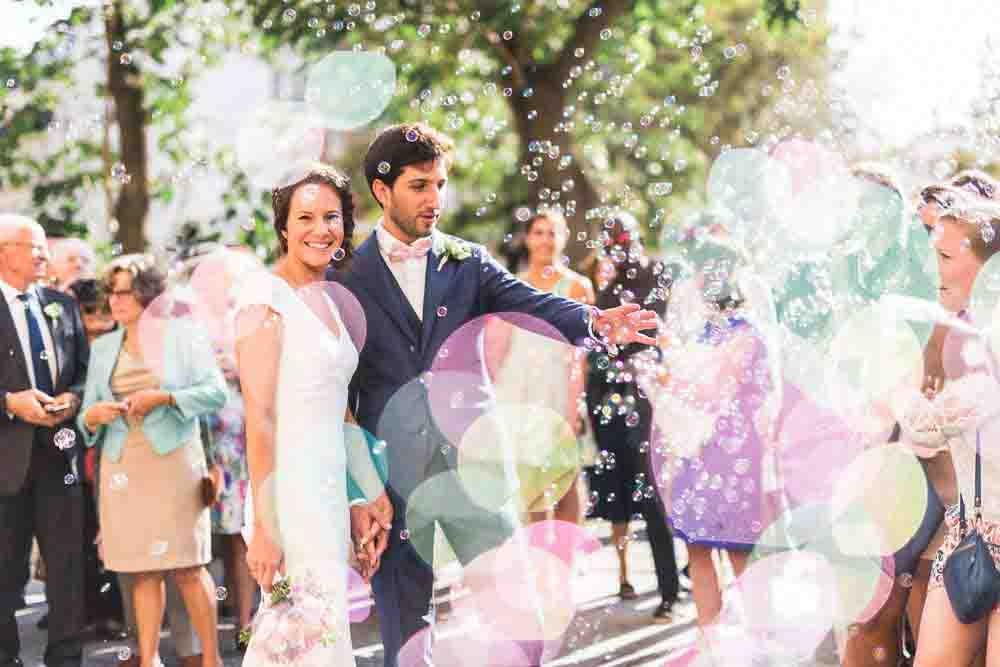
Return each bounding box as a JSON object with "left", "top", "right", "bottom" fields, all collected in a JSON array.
[
  {"left": 0, "top": 287, "right": 90, "bottom": 496},
  {"left": 331, "top": 231, "right": 591, "bottom": 500}
]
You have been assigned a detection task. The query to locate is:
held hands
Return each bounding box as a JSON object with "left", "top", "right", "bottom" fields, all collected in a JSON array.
[
  {"left": 350, "top": 492, "right": 394, "bottom": 582},
  {"left": 592, "top": 303, "right": 659, "bottom": 346}
]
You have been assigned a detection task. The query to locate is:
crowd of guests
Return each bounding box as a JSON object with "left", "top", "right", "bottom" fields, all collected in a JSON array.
[
  {"left": 2, "top": 159, "right": 1000, "bottom": 667},
  {"left": 0, "top": 205, "right": 685, "bottom": 667},
  {"left": 0, "top": 227, "right": 254, "bottom": 667}
]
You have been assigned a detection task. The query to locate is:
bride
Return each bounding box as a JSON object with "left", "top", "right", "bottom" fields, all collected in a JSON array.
[{"left": 235, "top": 165, "right": 392, "bottom": 667}]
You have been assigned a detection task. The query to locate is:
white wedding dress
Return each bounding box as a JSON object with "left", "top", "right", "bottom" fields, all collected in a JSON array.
[{"left": 237, "top": 272, "right": 383, "bottom": 667}]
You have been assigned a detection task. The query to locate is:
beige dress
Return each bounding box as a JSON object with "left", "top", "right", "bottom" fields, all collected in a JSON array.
[{"left": 99, "top": 349, "right": 211, "bottom": 572}]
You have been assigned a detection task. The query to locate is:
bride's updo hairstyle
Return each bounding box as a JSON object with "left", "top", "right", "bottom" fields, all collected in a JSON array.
[{"left": 271, "top": 163, "right": 356, "bottom": 268}]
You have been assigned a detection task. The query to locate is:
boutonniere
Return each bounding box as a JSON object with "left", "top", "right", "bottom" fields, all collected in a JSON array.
[
  {"left": 43, "top": 302, "right": 64, "bottom": 322},
  {"left": 433, "top": 235, "right": 472, "bottom": 271}
]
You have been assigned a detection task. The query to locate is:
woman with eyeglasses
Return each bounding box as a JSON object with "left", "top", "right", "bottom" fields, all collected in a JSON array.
[{"left": 78, "top": 255, "right": 226, "bottom": 667}]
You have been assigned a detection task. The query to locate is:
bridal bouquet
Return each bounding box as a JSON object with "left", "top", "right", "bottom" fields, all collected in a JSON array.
[{"left": 240, "top": 573, "right": 337, "bottom": 664}]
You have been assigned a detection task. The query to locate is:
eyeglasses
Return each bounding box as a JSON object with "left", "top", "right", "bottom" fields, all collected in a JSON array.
[
  {"left": 107, "top": 288, "right": 135, "bottom": 299},
  {"left": 81, "top": 304, "right": 111, "bottom": 316}
]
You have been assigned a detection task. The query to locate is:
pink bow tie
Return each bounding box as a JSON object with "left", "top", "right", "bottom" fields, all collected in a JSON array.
[{"left": 387, "top": 237, "right": 433, "bottom": 263}]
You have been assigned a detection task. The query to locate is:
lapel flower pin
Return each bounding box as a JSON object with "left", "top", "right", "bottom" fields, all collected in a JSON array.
[
  {"left": 433, "top": 235, "right": 472, "bottom": 271},
  {"left": 43, "top": 302, "right": 64, "bottom": 322}
]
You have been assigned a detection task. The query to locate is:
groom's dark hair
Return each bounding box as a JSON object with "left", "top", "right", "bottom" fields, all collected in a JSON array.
[{"left": 364, "top": 123, "right": 454, "bottom": 208}]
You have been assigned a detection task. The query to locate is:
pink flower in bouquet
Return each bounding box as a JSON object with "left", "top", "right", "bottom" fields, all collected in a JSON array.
[{"left": 244, "top": 574, "right": 337, "bottom": 664}]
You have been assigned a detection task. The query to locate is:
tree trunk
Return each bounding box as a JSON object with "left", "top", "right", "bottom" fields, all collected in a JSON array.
[
  {"left": 506, "top": 71, "right": 601, "bottom": 269},
  {"left": 105, "top": 1, "right": 149, "bottom": 253}
]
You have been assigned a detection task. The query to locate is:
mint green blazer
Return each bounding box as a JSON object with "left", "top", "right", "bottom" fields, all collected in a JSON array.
[{"left": 78, "top": 322, "right": 226, "bottom": 463}]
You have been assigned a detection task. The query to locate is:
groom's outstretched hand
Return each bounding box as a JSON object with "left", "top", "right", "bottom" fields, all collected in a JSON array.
[{"left": 592, "top": 303, "right": 659, "bottom": 346}]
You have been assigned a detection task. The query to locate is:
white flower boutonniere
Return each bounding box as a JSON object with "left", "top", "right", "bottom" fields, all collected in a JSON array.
[
  {"left": 43, "top": 302, "right": 64, "bottom": 322},
  {"left": 433, "top": 235, "right": 472, "bottom": 271}
]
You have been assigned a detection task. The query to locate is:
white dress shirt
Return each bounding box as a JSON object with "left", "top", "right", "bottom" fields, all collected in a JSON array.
[
  {"left": 375, "top": 223, "right": 430, "bottom": 321},
  {"left": 1, "top": 278, "right": 58, "bottom": 391}
]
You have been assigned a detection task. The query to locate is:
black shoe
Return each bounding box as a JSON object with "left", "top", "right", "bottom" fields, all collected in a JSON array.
[
  {"left": 95, "top": 618, "right": 128, "bottom": 641},
  {"left": 652, "top": 601, "right": 674, "bottom": 624}
]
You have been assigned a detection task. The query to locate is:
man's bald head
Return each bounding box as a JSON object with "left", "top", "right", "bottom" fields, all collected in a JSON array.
[{"left": 49, "top": 236, "right": 96, "bottom": 290}]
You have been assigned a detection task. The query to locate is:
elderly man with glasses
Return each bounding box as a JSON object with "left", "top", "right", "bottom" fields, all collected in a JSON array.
[{"left": 0, "top": 214, "right": 90, "bottom": 667}]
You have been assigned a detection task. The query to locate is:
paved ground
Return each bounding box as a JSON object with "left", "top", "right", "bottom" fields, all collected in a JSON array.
[{"left": 16, "top": 523, "right": 842, "bottom": 666}]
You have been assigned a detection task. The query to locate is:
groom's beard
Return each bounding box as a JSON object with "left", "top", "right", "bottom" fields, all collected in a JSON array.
[{"left": 388, "top": 205, "right": 435, "bottom": 240}]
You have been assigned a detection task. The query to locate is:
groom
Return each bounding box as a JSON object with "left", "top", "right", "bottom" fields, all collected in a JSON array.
[{"left": 332, "top": 123, "right": 657, "bottom": 667}]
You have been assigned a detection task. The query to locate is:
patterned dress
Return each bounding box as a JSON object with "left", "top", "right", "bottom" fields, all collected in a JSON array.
[
  {"left": 207, "top": 378, "right": 249, "bottom": 535},
  {"left": 667, "top": 315, "right": 774, "bottom": 550}
]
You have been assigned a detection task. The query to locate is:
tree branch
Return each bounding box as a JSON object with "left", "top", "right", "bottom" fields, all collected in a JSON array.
[
  {"left": 486, "top": 32, "right": 527, "bottom": 91},
  {"left": 554, "top": 0, "right": 633, "bottom": 84}
]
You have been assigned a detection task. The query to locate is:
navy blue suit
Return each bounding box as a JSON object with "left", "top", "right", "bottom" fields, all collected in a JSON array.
[{"left": 331, "top": 231, "right": 590, "bottom": 666}]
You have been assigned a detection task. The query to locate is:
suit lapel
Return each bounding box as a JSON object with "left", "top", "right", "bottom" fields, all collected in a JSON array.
[
  {"left": 420, "top": 242, "right": 456, "bottom": 356},
  {"left": 0, "top": 296, "right": 30, "bottom": 382},
  {"left": 353, "top": 234, "right": 420, "bottom": 346},
  {"left": 35, "top": 289, "right": 64, "bottom": 385}
]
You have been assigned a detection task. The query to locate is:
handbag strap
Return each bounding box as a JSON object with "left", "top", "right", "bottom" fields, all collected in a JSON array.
[
  {"left": 958, "top": 429, "right": 984, "bottom": 538},
  {"left": 975, "top": 428, "right": 983, "bottom": 522}
]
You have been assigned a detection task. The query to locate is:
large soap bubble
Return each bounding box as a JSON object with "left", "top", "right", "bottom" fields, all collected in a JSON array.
[
  {"left": 457, "top": 404, "right": 579, "bottom": 514},
  {"left": 705, "top": 148, "right": 790, "bottom": 239},
  {"left": 830, "top": 444, "right": 928, "bottom": 558},
  {"left": 769, "top": 139, "right": 858, "bottom": 253},
  {"left": 236, "top": 101, "right": 325, "bottom": 190},
  {"left": 305, "top": 51, "right": 396, "bottom": 131}
]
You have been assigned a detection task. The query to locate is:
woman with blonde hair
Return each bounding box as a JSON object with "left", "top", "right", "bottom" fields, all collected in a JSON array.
[{"left": 909, "top": 193, "right": 1000, "bottom": 666}]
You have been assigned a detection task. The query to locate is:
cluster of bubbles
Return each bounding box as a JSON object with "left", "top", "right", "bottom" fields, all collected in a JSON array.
[{"left": 647, "top": 138, "right": 1000, "bottom": 665}]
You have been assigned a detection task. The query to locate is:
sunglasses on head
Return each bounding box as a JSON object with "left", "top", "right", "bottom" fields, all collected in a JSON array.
[{"left": 953, "top": 175, "right": 995, "bottom": 200}]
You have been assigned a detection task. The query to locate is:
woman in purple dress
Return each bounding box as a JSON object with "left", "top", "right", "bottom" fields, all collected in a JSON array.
[{"left": 653, "top": 232, "right": 776, "bottom": 628}]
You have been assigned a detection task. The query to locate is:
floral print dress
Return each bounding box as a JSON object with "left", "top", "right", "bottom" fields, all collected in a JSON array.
[{"left": 208, "top": 378, "right": 249, "bottom": 535}]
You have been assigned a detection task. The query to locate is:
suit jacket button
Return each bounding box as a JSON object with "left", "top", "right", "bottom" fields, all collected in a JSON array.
[{"left": 409, "top": 345, "right": 416, "bottom": 352}]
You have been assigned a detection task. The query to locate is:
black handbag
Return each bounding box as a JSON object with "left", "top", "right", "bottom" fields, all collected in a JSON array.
[{"left": 943, "top": 430, "right": 1000, "bottom": 624}]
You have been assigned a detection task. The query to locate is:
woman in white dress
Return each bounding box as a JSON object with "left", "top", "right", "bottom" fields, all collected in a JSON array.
[
  {"left": 488, "top": 211, "right": 594, "bottom": 524},
  {"left": 236, "top": 165, "right": 392, "bottom": 667}
]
